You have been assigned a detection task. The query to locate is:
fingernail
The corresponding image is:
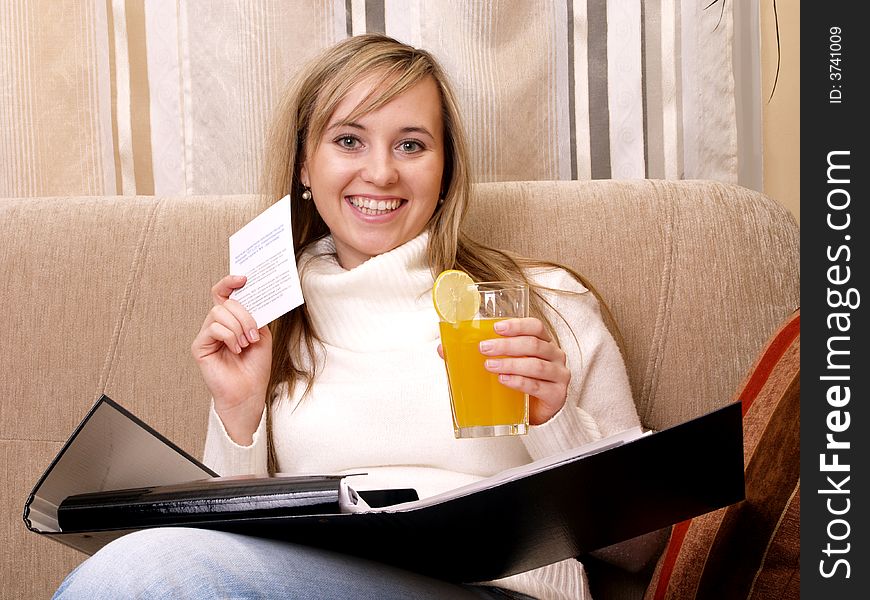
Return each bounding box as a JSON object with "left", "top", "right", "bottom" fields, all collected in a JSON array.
[
  {"left": 485, "top": 359, "right": 501, "bottom": 370},
  {"left": 249, "top": 329, "right": 260, "bottom": 342},
  {"left": 238, "top": 335, "right": 248, "bottom": 348},
  {"left": 479, "top": 340, "right": 494, "bottom": 353},
  {"left": 493, "top": 321, "right": 508, "bottom": 333}
]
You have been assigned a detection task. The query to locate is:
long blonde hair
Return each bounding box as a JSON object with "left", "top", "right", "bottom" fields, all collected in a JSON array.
[{"left": 261, "top": 34, "right": 617, "bottom": 473}]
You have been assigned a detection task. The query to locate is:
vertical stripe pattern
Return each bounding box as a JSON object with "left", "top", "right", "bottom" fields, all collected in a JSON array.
[
  {"left": 643, "top": 0, "right": 664, "bottom": 179},
  {"left": 660, "top": 0, "right": 683, "bottom": 179},
  {"left": 566, "top": 0, "right": 577, "bottom": 180},
  {"left": 1, "top": 1, "right": 740, "bottom": 197},
  {"left": 1, "top": 0, "right": 113, "bottom": 196},
  {"left": 606, "top": 0, "right": 644, "bottom": 179},
  {"left": 364, "top": 0, "right": 385, "bottom": 34},
  {"left": 111, "top": 0, "right": 136, "bottom": 195},
  {"left": 125, "top": 0, "right": 154, "bottom": 194},
  {"left": 571, "top": 0, "right": 592, "bottom": 180},
  {"left": 587, "top": 0, "right": 611, "bottom": 179}
]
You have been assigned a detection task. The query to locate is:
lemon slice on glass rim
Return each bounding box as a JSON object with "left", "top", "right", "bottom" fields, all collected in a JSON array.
[{"left": 433, "top": 270, "right": 480, "bottom": 324}]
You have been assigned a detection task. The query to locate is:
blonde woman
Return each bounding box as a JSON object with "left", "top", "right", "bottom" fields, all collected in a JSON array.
[{"left": 54, "top": 34, "right": 641, "bottom": 600}]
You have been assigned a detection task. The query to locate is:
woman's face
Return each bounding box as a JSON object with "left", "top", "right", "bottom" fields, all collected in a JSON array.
[{"left": 301, "top": 75, "right": 445, "bottom": 269}]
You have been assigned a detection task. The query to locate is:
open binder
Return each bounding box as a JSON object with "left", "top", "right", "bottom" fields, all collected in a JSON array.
[{"left": 24, "top": 395, "right": 745, "bottom": 583}]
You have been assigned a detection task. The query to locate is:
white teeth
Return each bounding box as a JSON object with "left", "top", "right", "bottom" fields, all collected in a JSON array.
[{"left": 348, "top": 196, "right": 402, "bottom": 214}]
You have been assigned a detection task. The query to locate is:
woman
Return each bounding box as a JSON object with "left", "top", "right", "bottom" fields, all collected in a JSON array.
[{"left": 55, "top": 34, "right": 640, "bottom": 600}]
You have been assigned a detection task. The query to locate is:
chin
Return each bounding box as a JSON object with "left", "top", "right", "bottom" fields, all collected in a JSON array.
[{"left": 357, "top": 233, "right": 412, "bottom": 256}]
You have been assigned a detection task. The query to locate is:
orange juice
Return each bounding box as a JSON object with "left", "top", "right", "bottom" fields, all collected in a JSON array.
[{"left": 439, "top": 318, "right": 528, "bottom": 430}]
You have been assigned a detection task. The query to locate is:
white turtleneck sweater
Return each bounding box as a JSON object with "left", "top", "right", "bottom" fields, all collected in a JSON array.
[{"left": 203, "top": 231, "right": 640, "bottom": 600}]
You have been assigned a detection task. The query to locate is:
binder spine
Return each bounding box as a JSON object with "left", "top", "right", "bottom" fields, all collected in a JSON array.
[{"left": 57, "top": 482, "right": 344, "bottom": 532}]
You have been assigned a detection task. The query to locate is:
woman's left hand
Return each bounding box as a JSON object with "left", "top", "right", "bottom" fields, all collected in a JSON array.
[{"left": 438, "top": 317, "right": 570, "bottom": 425}]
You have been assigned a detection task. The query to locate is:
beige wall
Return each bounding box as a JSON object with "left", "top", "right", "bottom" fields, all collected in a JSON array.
[{"left": 761, "top": 0, "right": 800, "bottom": 224}]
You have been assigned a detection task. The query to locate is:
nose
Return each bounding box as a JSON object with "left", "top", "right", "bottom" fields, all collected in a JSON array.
[{"left": 360, "top": 147, "right": 398, "bottom": 187}]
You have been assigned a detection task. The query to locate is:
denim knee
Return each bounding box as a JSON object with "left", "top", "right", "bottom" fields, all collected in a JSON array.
[
  {"left": 53, "top": 528, "right": 245, "bottom": 599},
  {"left": 52, "top": 527, "right": 516, "bottom": 600}
]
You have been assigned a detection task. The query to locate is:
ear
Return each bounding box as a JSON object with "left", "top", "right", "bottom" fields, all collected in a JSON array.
[{"left": 300, "top": 163, "right": 310, "bottom": 188}]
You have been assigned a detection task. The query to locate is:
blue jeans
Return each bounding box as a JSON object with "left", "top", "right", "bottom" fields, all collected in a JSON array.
[{"left": 53, "top": 527, "right": 534, "bottom": 599}]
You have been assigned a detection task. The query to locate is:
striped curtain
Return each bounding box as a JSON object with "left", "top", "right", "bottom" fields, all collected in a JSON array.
[{"left": 1, "top": 0, "right": 737, "bottom": 197}]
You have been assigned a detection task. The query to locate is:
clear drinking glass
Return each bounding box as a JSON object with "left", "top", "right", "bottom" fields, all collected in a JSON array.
[{"left": 438, "top": 282, "right": 530, "bottom": 438}]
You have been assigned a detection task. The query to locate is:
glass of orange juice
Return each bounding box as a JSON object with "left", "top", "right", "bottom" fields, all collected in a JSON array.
[{"left": 436, "top": 276, "right": 529, "bottom": 438}]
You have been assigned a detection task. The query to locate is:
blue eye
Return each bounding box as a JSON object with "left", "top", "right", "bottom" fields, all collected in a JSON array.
[
  {"left": 399, "top": 140, "right": 423, "bottom": 153},
  {"left": 335, "top": 135, "right": 360, "bottom": 149}
]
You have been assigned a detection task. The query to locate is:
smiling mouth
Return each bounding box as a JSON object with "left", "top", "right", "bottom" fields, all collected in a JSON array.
[{"left": 347, "top": 196, "right": 405, "bottom": 216}]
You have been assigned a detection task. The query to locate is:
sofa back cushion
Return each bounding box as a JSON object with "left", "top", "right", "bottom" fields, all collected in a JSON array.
[
  {"left": 0, "top": 195, "right": 262, "bottom": 448},
  {"left": 468, "top": 180, "right": 800, "bottom": 430},
  {"left": 1, "top": 180, "right": 801, "bottom": 459}
]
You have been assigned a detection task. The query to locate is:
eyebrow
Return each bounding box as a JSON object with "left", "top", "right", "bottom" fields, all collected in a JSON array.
[{"left": 328, "top": 120, "right": 435, "bottom": 139}]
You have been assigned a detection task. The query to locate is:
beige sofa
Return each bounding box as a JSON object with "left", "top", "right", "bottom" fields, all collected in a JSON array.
[{"left": 1, "top": 180, "right": 800, "bottom": 599}]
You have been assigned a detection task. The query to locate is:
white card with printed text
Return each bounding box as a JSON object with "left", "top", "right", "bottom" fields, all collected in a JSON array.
[{"left": 229, "top": 195, "right": 303, "bottom": 328}]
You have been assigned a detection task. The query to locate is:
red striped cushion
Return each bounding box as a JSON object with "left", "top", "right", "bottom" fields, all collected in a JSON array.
[{"left": 643, "top": 309, "right": 800, "bottom": 600}]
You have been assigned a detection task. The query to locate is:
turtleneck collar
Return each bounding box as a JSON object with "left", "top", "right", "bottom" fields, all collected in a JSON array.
[{"left": 298, "top": 230, "right": 440, "bottom": 351}]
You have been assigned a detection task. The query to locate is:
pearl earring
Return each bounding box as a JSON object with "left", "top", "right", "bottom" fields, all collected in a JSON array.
[{"left": 301, "top": 187, "right": 312, "bottom": 201}]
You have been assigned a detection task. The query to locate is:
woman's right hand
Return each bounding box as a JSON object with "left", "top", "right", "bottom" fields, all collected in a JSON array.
[{"left": 191, "top": 275, "right": 273, "bottom": 445}]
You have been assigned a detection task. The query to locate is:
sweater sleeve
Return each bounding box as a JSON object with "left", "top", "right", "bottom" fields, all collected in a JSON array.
[
  {"left": 202, "top": 400, "right": 269, "bottom": 476},
  {"left": 521, "top": 268, "right": 641, "bottom": 460}
]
